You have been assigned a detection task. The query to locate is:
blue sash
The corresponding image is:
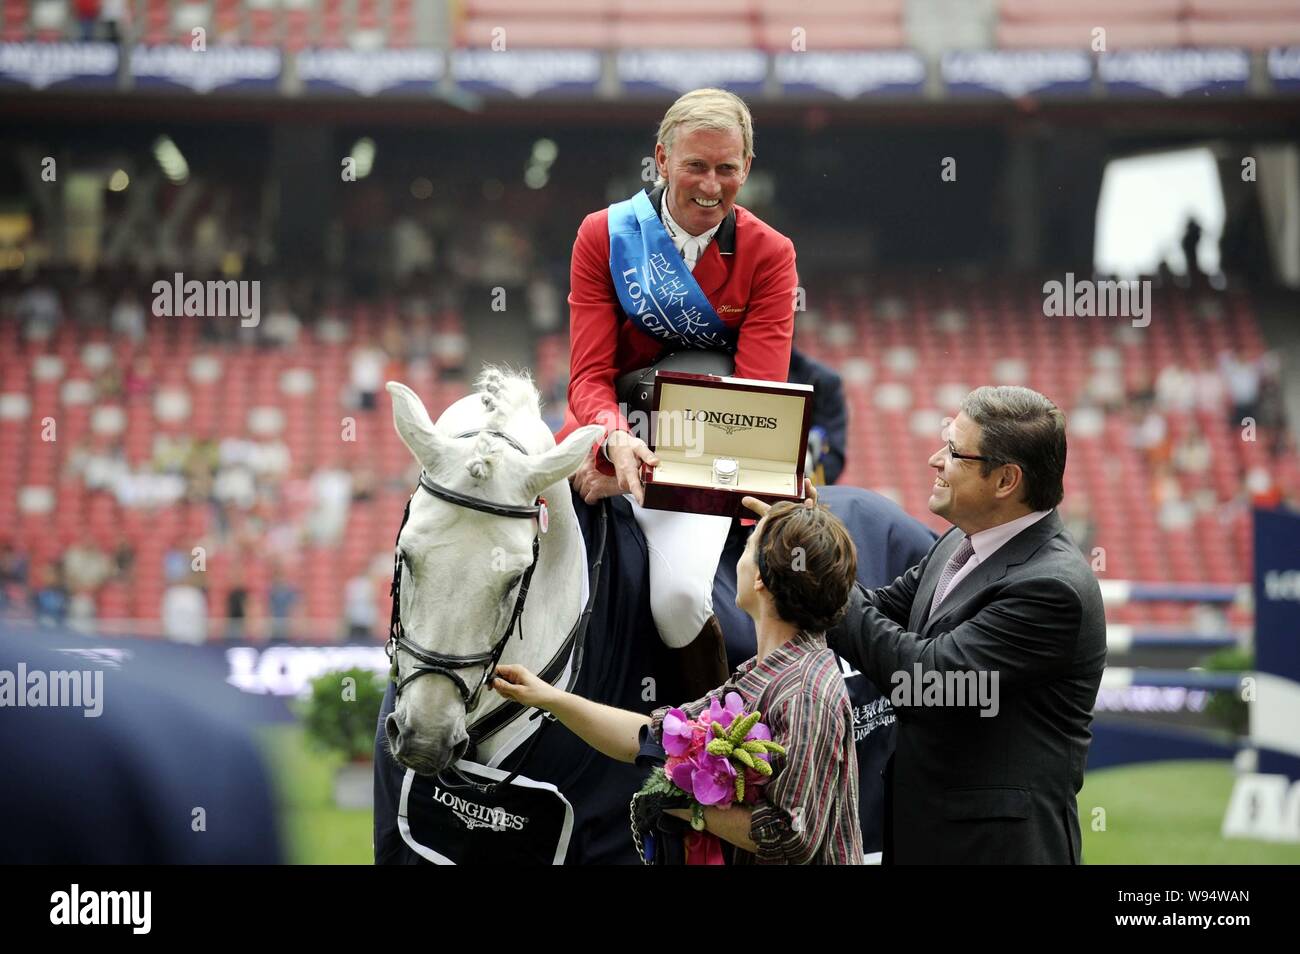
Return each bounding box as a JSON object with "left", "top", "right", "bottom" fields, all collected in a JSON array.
[{"left": 607, "top": 190, "right": 737, "bottom": 352}]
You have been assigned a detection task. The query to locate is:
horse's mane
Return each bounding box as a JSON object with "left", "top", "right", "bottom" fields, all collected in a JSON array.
[{"left": 465, "top": 366, "right": 540, "bottom": 482}]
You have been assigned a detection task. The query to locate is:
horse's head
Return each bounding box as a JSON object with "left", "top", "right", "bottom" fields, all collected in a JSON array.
[{"left": 384, "top": 372, "right": 602, "bottom": 774}]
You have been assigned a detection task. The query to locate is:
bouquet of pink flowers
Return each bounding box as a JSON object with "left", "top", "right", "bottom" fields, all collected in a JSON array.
[{"left": 638, "top": 692, "right": 786, "bottom": 830}]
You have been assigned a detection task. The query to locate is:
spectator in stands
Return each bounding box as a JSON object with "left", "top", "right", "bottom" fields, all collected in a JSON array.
[
  {"left": 527, "top": 271, "right": 562, "bottom": 333},
  {"left": 110, "top": 288, "right": 146, "bottom": 341},
  {"left": 350, "top": 465, "right": 376, "bottom": 503},
  {"left": 112, "top": 541, "right": 134, "bottom": 581},
  {"left": 162, "top": 572, "right": 207, "bottom": 645},
  {"left": 1172, "top": 425, "right": 1211, "bottom": 477},
  {"left": 260, "top": 288, "right": 302, "bottom": 348},
  {"left": 1219, "top": 350, "right": 1260, "bottom": 430},
  {"left": 1247, "top": 467, "right": 1283, "bottom": 510},
  {"left": 101, "top": 0, "right": 127, "bottom": 43},
  {"left": 1181, "top": 217, "right": 1205, "bottom": 286},
  {"left": 223, "top": 562, "right": 249, "bottom": 639},
  {"left": 350, "top": 342, "right": 387, "bottom": 411},
  {"left": 344, "top": 571, "right": 376, "bottom": 640},
  {"left": 1257, "top": 353, "right": 1288, "bottom": 457},
  {"left": 1153, "top": 464, "right": 1192, "bottom": 532},
  {"left": 1155, "top": 365, "right": 1196, "bottom": 413},
  {"left": 62, "top": 542, "right": 113, "bottom": 595},
  {"left": 74, "top": 0, "right": 102, "bottom": 41},
  {"left": 0, "top": 541, "right": 29, "bottom": 614},
  {"left": 93, "top": 366, "right": 123, "bottom": 401},
  {"left": 1061, "top": 495, "right": 1096, "bottom": 556},
  {"left": 1189, "top": 372, "right": 1222, "bottom": 422},
  {"left": 17, "top": 281, "right": 61, "bottom": 338},
  {"left": 1129, "top": 405, "right": 1170, "bottom": 470},
  {"left": 124, "top": 355, "right": 155, "bottom": 401},
  {"left": 67, "top": 585, "right": 97, "bottom": 635},
  {"left": 268, "top": 566, "right": 299, "bottom": 642},
  {"left": 32, "top": 566, "right": 70, "bottom": 627},
  {"left": 308, "top": 466, "right": 352, "bottom": 545}
]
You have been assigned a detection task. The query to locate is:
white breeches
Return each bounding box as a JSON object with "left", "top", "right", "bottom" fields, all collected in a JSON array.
[{"left": 628, "top": 499, "right": 733, "bottom": 649}]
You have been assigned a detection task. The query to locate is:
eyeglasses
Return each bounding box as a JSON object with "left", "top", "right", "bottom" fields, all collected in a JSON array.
[
  {"left": 946, "top": 440, "right": 993, "bottom": 464},
  {"left": 940, "top": 422, "right": 993, "bottom": 464}
]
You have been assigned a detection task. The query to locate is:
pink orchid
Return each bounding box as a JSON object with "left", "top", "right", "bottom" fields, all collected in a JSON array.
[
  {"left": 708, "top": 692, "right": 746, "bottom": 729},
  {"left": 691, "top": 752, "right": 737, "bottom": 806},
  {"left": 662, "top": 708, "right": 693, "bottom": 757}
]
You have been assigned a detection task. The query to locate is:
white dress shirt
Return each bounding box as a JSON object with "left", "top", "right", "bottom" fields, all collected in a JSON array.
[
  {"left": 660, "top": 188, "right": 721, "bottom": 272},
  {"left": 935, "top": 509, "right": 1053, "bottom": 608}
]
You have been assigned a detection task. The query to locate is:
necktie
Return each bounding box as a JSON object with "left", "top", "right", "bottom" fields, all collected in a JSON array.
[
  {"left": 929, "top": 535, "right": 976, "bottom": 616},
  {"left": 680, "top": 235, "right": 707, "bottom": 271}
]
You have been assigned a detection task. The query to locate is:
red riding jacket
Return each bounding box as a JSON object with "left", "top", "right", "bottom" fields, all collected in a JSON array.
[{"left": 557, "top": 187, "right": 799, "bottom": 472}]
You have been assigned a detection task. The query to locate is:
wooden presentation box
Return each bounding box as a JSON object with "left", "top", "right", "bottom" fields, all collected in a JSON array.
[{"left": 639, "top": 371, "right": 813, "bottom": 518}]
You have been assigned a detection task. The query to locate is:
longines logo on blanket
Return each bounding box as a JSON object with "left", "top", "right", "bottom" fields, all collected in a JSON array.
[
  {"left": 429, "top": 785, "right": 528, "bottom": 832},
  {"left": 684, "top": 407, "right": 779, "bottom": 436}
]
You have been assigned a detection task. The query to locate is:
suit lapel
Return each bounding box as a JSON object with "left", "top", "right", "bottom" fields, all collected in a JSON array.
[
  {"left": 691, "top": 243, "right": 729, "bottom": 298},
  {"left": 922, "top": 510, "right": 1065, "bottom": 635}
]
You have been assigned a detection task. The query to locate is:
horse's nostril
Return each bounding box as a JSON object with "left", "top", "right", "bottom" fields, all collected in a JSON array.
[
  {"left": 385, "top": 713, "right": 401, "bottom": 751},
  {"left": 452, "top": 737, "right": 470, "bottom": 762}
]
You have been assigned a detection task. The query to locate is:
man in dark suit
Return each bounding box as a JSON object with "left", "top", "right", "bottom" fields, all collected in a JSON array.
[{"left": 826, "top": 386, "right": 1106, "bottom": 864}]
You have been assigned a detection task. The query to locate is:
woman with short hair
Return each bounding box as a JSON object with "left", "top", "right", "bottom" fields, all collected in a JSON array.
[{"left": 493, "top": 487, "right": 863, "bottom": 864}]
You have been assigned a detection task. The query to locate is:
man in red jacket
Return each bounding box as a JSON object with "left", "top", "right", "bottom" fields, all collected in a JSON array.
[{"left": 558, "top": 88, "right": 799, "bottom": 672}]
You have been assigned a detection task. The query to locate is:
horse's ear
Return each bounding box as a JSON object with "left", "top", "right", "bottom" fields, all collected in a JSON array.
[
  {"left": 387, "top": 381, "right": 448, "bottom": 470},
  {"left": 523, "top": 425, "right": 604, "bottom": 498}
]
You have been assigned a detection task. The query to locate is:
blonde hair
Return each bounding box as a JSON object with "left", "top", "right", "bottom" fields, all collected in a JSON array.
[{"left": 655, "top": 88, "right": 754, "bottom": 189}]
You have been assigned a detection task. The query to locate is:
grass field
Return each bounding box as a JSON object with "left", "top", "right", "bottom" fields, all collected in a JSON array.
[
  {"left": 1079, "top": 761, "right": 1300, "bottom": 864},
  {"left": 260, "top": 723, "right": 1300, "bottom": 865},
  {"left": 259, "top": 724, "right": 372, "bottom": 865}
]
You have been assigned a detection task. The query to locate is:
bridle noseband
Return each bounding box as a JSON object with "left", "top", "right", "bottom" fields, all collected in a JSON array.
[{"left": 386, "top": 429, "right": 545, "bottom": 713}]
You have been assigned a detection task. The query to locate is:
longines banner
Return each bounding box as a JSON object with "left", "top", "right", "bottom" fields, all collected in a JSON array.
[
  {"left": 1268, "top": 47, "right": 1300, "bottom": 92},
  {"left": 941, "top": 49, "right": 1093, "bottom": 98},
  {"left": 130, "top": 44, "right": 281, "bottom": 93},
  {"left": 774, "top": 50, "right": 925, "bottom": 99},
  {"left": 297, "top": 47, "right": 444, "bottom": 96},
  {"left": 450, "top": 48, "right": 601, "bottom": 97},
  {"left": 0, "top": 41, "right": 118, "bottom": 90},
  {"left": 1099, "top": 48, "right": 1250, "bottom": 98},
  {"left": 617, "top": 49, "right": 767, "bottom": 95}
]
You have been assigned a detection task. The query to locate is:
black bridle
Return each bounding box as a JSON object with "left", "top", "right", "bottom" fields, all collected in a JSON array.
[
  {"left": 386, "top": 429, "right": 543, "bottom": 714},
  {"left": 385, "top": 427, "right": 608, "bottom": 784}
]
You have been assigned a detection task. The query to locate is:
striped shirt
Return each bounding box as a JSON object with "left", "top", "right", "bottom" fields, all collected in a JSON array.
[{"left": 651, "top": 631, "right": 863, "bottom": 865}]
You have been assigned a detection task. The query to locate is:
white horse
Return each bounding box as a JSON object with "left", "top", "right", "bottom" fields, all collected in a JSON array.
[{"left": 383, "top": 369, "right": 603, "bottom": 774}]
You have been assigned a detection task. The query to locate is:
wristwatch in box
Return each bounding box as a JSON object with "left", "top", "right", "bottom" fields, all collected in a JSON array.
[{"left": 638, "top": 371, "right": 813, "bottom": 518}]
